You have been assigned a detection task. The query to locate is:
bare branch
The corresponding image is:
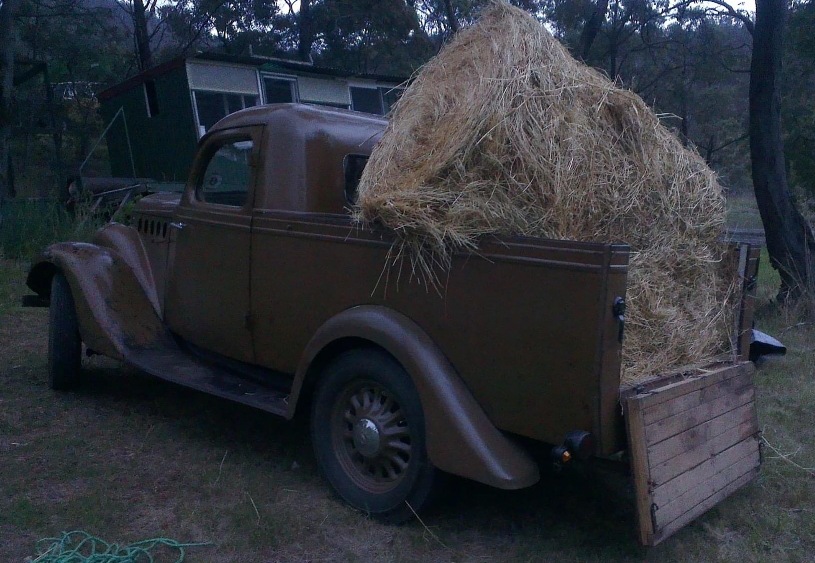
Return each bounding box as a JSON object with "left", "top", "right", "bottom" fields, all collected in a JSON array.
[{"left": 696, "top": 0, "right": 755, "bottom": 35}]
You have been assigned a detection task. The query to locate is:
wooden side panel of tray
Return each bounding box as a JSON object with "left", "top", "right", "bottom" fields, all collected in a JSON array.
[{"left": 623, "top": 362, "right": 760, "bottom": 546}]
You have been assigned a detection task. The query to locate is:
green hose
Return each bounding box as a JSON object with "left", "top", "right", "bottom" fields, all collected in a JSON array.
[{"left": 32, "top": 530, "right": 211, "bottom": 563}]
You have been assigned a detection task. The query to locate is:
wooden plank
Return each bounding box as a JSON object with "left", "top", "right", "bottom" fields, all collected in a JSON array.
[
  {"left": 650, "top": 415, "right": 758, "bottom": 486},
  {"left": 633, "top": 362, "right": 753, "bottom": 411},
  {"left": 652, "top": 437, "right": 759, "bottom": 509},
  {"left": 653, "top": 464, "right": 760, "bottom": 545},
  {"left": 648, "top": 402, "right": 754, "bottom": 467},
  {"left": 619, "top": 359, "right": 729, "bottom": 399},
  {"left": 642, "top": 371, "right": 753, "bottom": 425},
  {"left": 623, "top": 394, "right": 654, "bottom": 546},
  {"left": 624, "top": 361, "right": 760, "bottom": 546},
  {"left": 645, "top": 385, "right": 755, "bottom": 446}
]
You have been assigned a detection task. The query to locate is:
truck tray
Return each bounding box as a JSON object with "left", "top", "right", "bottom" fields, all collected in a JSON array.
[{"left": 622, "top": 361, "right": 760, "bottom": 546}]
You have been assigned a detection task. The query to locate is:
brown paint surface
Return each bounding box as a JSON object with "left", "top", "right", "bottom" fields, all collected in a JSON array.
[{"left": 27, "top": 105, "right": 758, "bottom": 490}]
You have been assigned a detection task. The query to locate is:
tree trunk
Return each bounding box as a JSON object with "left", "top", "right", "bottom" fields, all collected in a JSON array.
[
  {"left": 579, "top": 0, "right": 609, "bottom": 61},
  {"left": 0, "top": 0, "right": 22, "bottom": 202},
  {"left": 297, "top": 0, "right": 313, "bottom": 62},
  {"left": 750, "top": 0, "right": 815, "bottom": 301},
  {"left": 442, "top": 0, "right": 459, "bottom": 34},
  {"left": 133, "top": 0, "right": 153, "bottom": 71}
]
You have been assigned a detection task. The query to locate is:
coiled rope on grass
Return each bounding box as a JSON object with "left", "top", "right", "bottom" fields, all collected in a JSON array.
[{"left": 32, "top": 530, "right": 210, "bottom": 563}]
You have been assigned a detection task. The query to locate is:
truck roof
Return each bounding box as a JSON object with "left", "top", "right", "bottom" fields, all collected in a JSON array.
[
  {"left": 207, "top": 103, "right": 388, "bottom": 214},
  {"left": 213, "top": 102, "right": 389, "bottom": 137}
]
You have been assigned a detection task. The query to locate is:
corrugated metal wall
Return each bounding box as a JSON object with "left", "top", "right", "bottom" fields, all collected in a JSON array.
[
  {"left": 296, "top": 76, "right": 350, "bottom": 106},
  {"left": 100, "top": 65, "right": 198, "bottom": 181},
  {"left": 187, "top": 61, "right": 260, "bottom": 95}
]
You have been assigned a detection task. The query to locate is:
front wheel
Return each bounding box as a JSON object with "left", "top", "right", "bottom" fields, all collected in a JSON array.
[
  {"left": 311, "top": 349, "right": 437, "bottom": 523},
  {"left": 48, "top": 272, "right": 81, "bottom": 390}
]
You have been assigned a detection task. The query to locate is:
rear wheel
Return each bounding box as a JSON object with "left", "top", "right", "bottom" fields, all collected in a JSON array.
[
  {"left": 311, "top": 349, "right": 436, "bottom": 523},
  {"left": 48, "top": 273, "right": 81, "bottom": 390}
]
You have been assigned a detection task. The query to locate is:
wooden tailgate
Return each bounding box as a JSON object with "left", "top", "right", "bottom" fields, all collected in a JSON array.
[{"left": 623, "top": 362, "right": 761, "bottom": 546}]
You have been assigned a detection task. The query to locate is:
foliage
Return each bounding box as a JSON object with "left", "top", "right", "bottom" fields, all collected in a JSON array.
[
  {"left": 159, "top": 0, "right": 283, "bottom": 55},
  {"left": 783, "top": 0, "right": 815, "bottom": 198},
  {"left": 0, "top": 0, "right": 813, "bottom": 213},
  {"left": 306, "top": 0, "right": 435, "bottom": 75},
  {"left": 0, "top": 198, "right": 103, "bottom": 262}
]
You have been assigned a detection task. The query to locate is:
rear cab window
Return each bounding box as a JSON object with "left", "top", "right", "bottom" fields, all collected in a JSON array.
[{"left": 343, "top": 154, "right": 369, "bottom": 205}]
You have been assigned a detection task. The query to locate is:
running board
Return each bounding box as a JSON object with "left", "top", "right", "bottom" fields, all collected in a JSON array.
[{"left": 126, "top": 348, "right": 290, "bottom": 416}]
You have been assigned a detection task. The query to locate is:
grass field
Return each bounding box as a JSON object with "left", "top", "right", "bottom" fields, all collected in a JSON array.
[{"left": 1, "top": 198, "right": 813, "bottom": 561}]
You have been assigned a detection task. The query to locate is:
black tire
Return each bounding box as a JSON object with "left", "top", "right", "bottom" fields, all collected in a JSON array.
[
  {"left": 311, "top": 348, "right": 437, "bottom": 523},
  {"left": 48, "top": 273, "right": 81, "bottom": 390}
]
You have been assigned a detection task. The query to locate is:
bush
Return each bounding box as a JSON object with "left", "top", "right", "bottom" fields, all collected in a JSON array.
[{"left": 0, "top": 198, "right": 103, "bottom": 263}]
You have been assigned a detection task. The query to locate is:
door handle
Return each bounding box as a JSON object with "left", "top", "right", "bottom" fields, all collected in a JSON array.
[{"left": 170, "top": 222, "right": 186, "bottom": 230}]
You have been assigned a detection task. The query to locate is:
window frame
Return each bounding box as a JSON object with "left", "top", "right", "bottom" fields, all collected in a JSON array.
[
  {"left": 349, "top": 84, "right": 404, "bottom": 115},
  {"left": 144, "top": 80, "right": 160, "bottom": 117},
  {"left": 261, "top": 74, "right": 299, "bottom": 105},
  {"left": 191, "top": 90, "right": 260, "bottom": 137},
  {"left": 343, "top": 154, "right": 369, "bottom": 205},
  {"left": 349, "top": 85, "right": 384, "bottom": 115},
  {"left": 187, "top": 126, "right": 262, "bottom": 211}
]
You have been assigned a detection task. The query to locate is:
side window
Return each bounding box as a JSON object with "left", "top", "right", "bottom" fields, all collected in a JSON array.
[
  {"left": 344, "top": 154, "right": 369, "bottom": 204},
  {"left": 197, "top": 138, "right": 254, "bottom": 207}
]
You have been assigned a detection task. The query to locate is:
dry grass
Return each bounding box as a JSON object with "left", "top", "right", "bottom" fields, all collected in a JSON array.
[
  {"left": 1, "top": 252, "right": 813, "bottom": 561},
  {"left": 356, "top": 1, "right": 735, "bottom": 385}
]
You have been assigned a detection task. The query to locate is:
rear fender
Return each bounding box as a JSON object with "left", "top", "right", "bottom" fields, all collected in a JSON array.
[
  {"left": 26, "top": 239, "right": 168, "bottom": 360},
  {"left": 291, "top": 305, "right": 540, "bottom": 490}
]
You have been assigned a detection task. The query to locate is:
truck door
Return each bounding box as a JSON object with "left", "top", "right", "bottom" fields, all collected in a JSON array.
[{"left": 164, "top": 126, "right": 262, "bottom": 364}]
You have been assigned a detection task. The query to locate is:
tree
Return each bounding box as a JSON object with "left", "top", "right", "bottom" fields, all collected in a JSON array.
[
  {"left": 578, "top": 0, "right": 609, "bottom": 59},
  {"left": 783, "top": 1, "right": 815, "bottom": 197},
  {"left": 160, "top": 0, "right": 282, "bottom": 56},
  {"left": 297, "top": 0, "right": 314, "bottom": 60},
  {"left": 309, "top": 0, "right": 434, "bottom": 75},
  {"left": 132, "top": 0, "right": 154, "bottom": 70},
  {"left": 748, "top": 0, "right": 815, "bottom": 300},
  {"left": 0, "top": 0, "right": 22, "bottom": 202}
]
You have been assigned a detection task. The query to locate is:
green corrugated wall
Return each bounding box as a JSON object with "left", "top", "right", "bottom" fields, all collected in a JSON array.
[{"left": 99, "top": 66, "right": 198, "bottom": 182}]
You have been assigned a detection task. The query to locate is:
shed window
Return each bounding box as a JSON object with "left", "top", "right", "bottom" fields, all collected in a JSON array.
[
  {"left": 193, "top": 91, "right": 258, "bottom": 135},
  {"left": 350, "top": 87, "right": 382, "bottom": 115},
  {"left": 350, "top": 86, "right": 404, "bottom": 115},
  {"left": 382, "top": 87, "right": 403, "bottom": 113},
  {"left": 263, "top": 77, "right": 297, "bottom": 104}
]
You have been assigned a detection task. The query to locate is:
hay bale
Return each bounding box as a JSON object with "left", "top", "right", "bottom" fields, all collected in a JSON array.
[{"left": 354, "top": 1, "right": 736, "bottom": 384}]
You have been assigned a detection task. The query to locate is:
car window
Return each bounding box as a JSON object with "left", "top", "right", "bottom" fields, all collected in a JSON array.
[
  {"left": 197, "top": 138, "right": 254, "bottom": 207},
  {"left": 344, "top": 154, "right": 368, "bottom": 204}
]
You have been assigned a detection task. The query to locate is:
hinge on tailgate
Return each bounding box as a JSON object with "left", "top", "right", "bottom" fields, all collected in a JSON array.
[
  {"left": 613, "top": 297, "right": 626, "bottom": 343},
  {"left": 745, "top": 275, "right": 757, "bottom": 291},
  {"left": 650, "top": 503, "right": 660, "bottom": 534}
]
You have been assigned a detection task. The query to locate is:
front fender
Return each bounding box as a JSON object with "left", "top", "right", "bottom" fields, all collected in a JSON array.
[
  {"left": 26, "top": 240, "right": 168, "bottom": 360},
  {"left": 292, "top": 305, "right": 540, "bottom": 490},
  {"left": 92, "top": 222, "right": 160, "bottom": 315}
]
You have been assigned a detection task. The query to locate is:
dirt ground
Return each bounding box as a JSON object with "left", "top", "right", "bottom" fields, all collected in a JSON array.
[{"left": 1, "top": 257, "right": 813, "bottom": 562}]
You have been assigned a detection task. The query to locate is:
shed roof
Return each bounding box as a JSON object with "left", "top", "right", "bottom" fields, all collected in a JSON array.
[{"left": 97, "top": 52, "right": 408, "bottom": 102}]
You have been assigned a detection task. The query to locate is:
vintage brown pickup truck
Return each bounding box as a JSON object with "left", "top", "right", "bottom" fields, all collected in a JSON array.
[{"left": 26, "top": 103, "right": 762, "bottom": 544}]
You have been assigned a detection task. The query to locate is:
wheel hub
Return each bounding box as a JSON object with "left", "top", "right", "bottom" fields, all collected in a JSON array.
[
  {"left": 353, "top": 418, "right": 381, "bottom": 457},
  {"left": 332, "top": 382, "right": 413, "bottom": 490}
]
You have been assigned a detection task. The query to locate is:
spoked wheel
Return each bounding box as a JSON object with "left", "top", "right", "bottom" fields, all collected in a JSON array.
[
  {"left": 48, "top": 272, "right": 81, "bottom": 390},
  {"left": 311, "top": 349, "right": 436, "bottom": 523}
]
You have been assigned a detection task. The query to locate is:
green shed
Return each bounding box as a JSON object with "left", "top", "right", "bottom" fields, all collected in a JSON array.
[{"left": 98, "top": 53, "right": 405, "bottom": 183}]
